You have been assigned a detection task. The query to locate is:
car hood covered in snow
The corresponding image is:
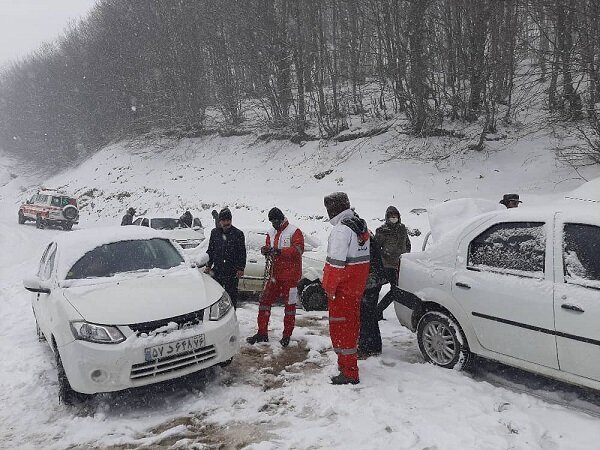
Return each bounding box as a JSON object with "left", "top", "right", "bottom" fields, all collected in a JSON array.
[{"left": 61, "top": 269, "right": 222, "bottom": 325}]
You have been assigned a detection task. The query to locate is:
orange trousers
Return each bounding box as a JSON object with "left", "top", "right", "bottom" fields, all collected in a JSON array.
[{"left": 257, "top": 279, "right": 298, "bottom": 338}]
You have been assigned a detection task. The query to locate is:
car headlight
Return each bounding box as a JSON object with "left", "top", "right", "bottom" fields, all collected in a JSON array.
[
  {"left": 70, "top": 321, "right": 125, "bottom": 344},
  {"left": 209, "top": 291, "right": 233, "bottom": 321}
]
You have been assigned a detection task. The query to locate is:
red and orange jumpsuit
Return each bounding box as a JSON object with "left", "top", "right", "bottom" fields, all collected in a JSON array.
[
  {"left": 257, "top": 220, "right": 304, "bottom": 338},
  {"left": 322, "top": 208, "right": 370, "bottom": 381}
]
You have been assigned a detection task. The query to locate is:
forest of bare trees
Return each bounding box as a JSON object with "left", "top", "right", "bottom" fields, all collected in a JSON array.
[{"left": 0, "top": 0, "right": 599, "bottom": 167}]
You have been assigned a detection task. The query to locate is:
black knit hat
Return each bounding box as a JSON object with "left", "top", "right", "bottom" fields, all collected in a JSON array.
[
  {"left": 500, "top": 193, "right": 522, "bottom": 205},
  {"left": 385, "top": 205, "right": 400, "bottom": 219},
  {"left": 218, "top": 208, "right": 232, "bottom": 221},
  {"left": 268, "top": 207, "right": 285, "bottom": 221},
  {"left": 324, "top": 192, "right": 351, "bottom": 219}
]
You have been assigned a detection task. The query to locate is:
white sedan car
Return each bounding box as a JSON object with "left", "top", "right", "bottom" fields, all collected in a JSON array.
[
  {"left": 395, "top": 197, "right": 600, "bottom": 391},
  {"left": 132, "top": 215, "right": 205, "bottom": 249},
  {"left": 25, "top": 226, "right": 239, "bottom": 405}
]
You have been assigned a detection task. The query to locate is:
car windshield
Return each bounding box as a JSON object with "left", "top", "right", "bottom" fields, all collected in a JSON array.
[
  {"left": 66, "top": 238, "right": 184, "bottom": 279},
  {"left": 150, "top": 218, "right": 184, "bottom": 230}
]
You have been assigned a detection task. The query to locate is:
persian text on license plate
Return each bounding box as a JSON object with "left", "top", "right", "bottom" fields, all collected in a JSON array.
[{"left": 144, "top": 334, "right": 205, "bottom": 361}]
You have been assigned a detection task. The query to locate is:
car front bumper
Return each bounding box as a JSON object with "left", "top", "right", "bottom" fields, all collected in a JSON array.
[{"left": 58, "top": 310, "right": 239, "bottom": 394}]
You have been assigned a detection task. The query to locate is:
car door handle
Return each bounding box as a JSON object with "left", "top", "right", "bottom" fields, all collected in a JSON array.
[
  {"left": 455, "top": 282, "right": 471, "bottom": 289},
  {"left": 561, "top": 303, "right": 585, "bottom": 313}
]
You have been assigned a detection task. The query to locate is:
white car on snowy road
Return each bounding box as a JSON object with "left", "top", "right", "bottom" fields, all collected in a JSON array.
[
  {"left": 24, "top": 226, "right": 239, "bottom": 404},
  {"left": 132, "top": 215, "right": 205, "bottom": 249},
  {"left": 394, "top": 196, "right": 600, "bottom": 392}
]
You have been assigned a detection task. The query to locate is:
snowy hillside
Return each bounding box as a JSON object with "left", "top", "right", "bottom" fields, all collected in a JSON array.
[{"left": 1, "top": 122, "right": 600, "bottom": 449}]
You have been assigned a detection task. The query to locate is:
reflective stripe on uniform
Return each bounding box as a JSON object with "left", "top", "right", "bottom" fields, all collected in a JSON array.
[
  {"left": 334, "top": 347, "right": 357, "bottom": 355},
  {"left": 285, "top": 310, "right": 296, "bottom": 316},
  {"left": 328, "top": 316, "right": 346, "bottom": 322},
  {"left": 346, "top": 255, "right": 370, "bottom": 264},
  {"left": 326, "top": 256, "right": 346, "bottom": 267},
  {"left": 259, "top": 305, "right": 271, "bottom": 311}
]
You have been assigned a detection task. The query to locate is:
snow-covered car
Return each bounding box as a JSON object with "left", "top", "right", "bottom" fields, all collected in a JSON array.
[
  {"left": 394, "top": 196, "right": 600, "bottom": 391},
  {"left": 189, "top": 228, "right": 327, "bottom": 311},
  {"left": 24, "top": 226, "right": 239, "bottom": 405},
  {"left": 133, "top": 215, "right": 205, "bottom": 249},
  {"left": 19, "top": 189, "right": 79, "bottom": 230},
  {"left": 239, "top": 229, "right": 327, "bottom": 311}
]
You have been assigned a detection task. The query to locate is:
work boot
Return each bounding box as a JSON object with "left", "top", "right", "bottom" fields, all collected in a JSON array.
[
  {"left": 280, "top": 336, "right": 290, "bottom": 347},
  {"left": 246, "top": 333, "right": 268, "bottom": 345},
  {"left": 330, "top": 373, "right": 360, "bottom": 385}
]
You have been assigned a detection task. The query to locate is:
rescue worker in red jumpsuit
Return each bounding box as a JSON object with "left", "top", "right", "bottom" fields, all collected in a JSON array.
[
  {"left": 246, "top": 207, "right": 304, "bottom": 347},
  {"left": 322, "top": 192, "right": 370, "bottom": 384}
]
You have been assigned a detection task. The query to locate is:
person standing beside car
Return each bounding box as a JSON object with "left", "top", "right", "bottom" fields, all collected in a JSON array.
[
  {"left": 121, "top": 207, "right": 136, "bottom": 226},
  {"left": 499, "top": 193, "right": 522, "bottom": 208},
  {"left": 247, "top": 207, "right": 304, "bottom": 348},
  {"left": 322, "top": 192, "right": 370, "bottom": 385},
  {"left": 205, "top": 208, "right": 246, "bottom": 309},
  {"left": 375, "top": 206, "right": 411, "bottom": 320},
  {"left": 358, "top": 230, "right": 387, "bottom": 359}
]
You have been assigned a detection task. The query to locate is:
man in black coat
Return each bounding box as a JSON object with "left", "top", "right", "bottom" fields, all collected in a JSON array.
[
  {"left": 121, "top": 207, "right": 136, "bottom": 226},
  {"left": 180, "top": 210, "right": 193, "bottom": 228},
  {"left": 205, "top": 208, "right": 246, "bottom": 309}
]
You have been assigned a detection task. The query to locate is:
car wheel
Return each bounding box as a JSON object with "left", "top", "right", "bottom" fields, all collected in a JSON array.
[
  {"left": 18, "top": 210, "right": 25, "bottom": 224},
  {"left": 300, "top": 282, "right": 328, "bottom": 311},
  {"left": 55, "top": 349, "right": 87, "bottom": 405},
  {"left": 36, "top": 215, "right": 45, "bottom": 229},
  {"left": 62, "top": 205, "right": 78, "bottom": 221},
  {"left": 416, "top": 311, "right": 471, "bottom": 370},
  {"left": 62, "top": 222, "right": 73, "bottom": 231}
]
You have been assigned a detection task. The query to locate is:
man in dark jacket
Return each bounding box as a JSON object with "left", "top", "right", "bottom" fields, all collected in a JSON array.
[
  {"left": 121, "top": 207, "right": 136, "bottom": 226},
  {"left": 205, "top": 208, "right": 246, "bottom": 309},
  {"left": 358, "top": 231, "right": 386, "bottom": 358},
  {"left": 375, "top": 206, "right": 411, "bottom": 319}
]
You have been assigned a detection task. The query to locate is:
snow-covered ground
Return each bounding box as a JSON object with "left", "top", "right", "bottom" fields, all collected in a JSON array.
[{"left": 1, "top": 122, "right": 600, "bottom": 449}]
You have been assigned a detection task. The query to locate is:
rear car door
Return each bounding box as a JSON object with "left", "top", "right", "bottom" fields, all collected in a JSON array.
[
  {"left": 554, "top": 218, "right": 600, "bottom": 381},
  {"left": 240, "top": 230, "right": 268, "bottom": 293},
  {"left": 452, "top": 220, "right": 558, "bottom": 368}
]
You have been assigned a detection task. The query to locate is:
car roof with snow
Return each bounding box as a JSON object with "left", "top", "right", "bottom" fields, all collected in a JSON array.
[{"left": 50, "top": 226, "right": 177, "bottom": 280}]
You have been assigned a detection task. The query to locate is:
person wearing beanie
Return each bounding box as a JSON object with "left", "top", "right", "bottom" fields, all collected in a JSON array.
[
  {"left": 247, "top": 207, "right": 304, "bottom": 348},
  {"left": 499, "top": 193, "right": 522, "bottom": 208},
  {"left": 322, "top": 192, "right": 370, "bottom": 385},
  {"left": 374, "top": 206, "right": 411, "bottom": 320},
  {"left": 205, "top": 207, "right": 246, "bottom": 309},
  {"left": 121, "top": 207, "right": 136, "bottom": 226}
]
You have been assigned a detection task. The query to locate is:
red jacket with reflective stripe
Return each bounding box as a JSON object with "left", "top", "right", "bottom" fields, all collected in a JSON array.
[{"left": 265, "top": 220, "right": 304, "bottom": 282}]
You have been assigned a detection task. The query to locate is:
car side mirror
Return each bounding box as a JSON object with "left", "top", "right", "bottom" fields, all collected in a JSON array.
[{"left": 23, "top": 277, "right": 51, "bottom": 294}]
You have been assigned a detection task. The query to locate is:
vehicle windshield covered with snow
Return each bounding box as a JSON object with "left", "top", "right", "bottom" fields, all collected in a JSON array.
[
  {"left": 67, "top": 238, "right": 184, "bottom": 279},
  {"left": 133, "top": 214, "right": 205, "bottom": 249}
]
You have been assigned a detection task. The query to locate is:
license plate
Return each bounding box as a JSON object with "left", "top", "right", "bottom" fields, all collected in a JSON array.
[{"left": 144, "top": 334, "right": 205, "bottom": 361}]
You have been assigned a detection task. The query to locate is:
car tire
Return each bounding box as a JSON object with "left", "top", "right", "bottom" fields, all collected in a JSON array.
[
  {"left": 300, "top": 282, "right": 328, "bottom": 311},
  {"left": 62, "top": 222, "right": 73, "bottom": 231},
  {"left": 36, "top": 215, "right": 45, "bottom": 229},
  {"left": 62, "top": 205, "right": 78, "bottom": 221},
  {"left": 416, "top": 311, "right": 471, "bottom": 370},
  {"left": 55, "top": 349, "right": 87, "bottom": 405},
  {"left": 18, "top": 210, "right": 26, "bottom": 224}
]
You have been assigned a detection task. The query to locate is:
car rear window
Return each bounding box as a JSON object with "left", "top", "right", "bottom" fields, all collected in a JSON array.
[
  {"left": 468, "top": 222, "right": 546, "bottom": 275},
  {"left": 66, "top": 238, "right": 184, "bottom": 279},
  {"left": 563, "top": 223, "right": 600, "bottom": 284}
]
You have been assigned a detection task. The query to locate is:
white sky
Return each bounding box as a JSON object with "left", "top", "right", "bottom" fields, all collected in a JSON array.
[{"left": 0, "top": 0, "right": 97, "bottom": 67}]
